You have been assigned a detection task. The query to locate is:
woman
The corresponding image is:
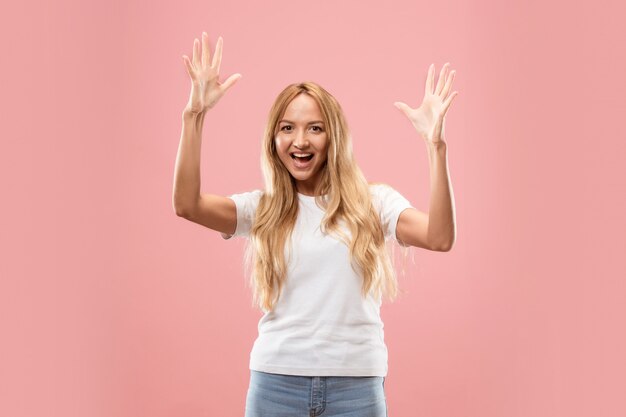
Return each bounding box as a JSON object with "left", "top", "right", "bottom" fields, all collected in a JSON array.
[{"left": 173, "top": 32, "right": 457, "bottom": 417}]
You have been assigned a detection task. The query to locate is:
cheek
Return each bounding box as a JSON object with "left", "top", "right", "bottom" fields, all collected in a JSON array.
[
  {"left": 274, "top": 141, "right": 292, "bottom": 167},
  {"left": 274, "top": 137, "right": 288, "bottom": 156},
  {"left": 319, "top": 138, "right": 329, "bottom": 158}
]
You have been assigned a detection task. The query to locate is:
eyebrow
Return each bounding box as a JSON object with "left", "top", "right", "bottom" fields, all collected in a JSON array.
[{"left": 279, "top": 119, "right": 325, "bottom": 125}]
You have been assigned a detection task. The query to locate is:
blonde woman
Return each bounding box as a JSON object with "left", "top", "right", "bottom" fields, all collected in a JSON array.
[{"left": 173, "top": 32, "right": 457, "bottom": 417}]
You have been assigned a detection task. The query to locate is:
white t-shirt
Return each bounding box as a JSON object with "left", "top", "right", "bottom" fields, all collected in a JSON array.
[{"left": 221, "top": 183, "right": 414, "bottom": 377}]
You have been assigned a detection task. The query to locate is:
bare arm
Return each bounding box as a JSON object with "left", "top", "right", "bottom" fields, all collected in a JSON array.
[
  {"left": 172, "top": 110, "right": 205, "bottom": 216},
  {"left": 394, "top": 63, "right": 458, "bottom": 251},
  {"left": 172, "top": 109, "right": 237, "bottom": 235},
  {"left": 425, "top": 142, "right": 455, "bottom": 251},
  {"left": 171, "top": 32, "right": 242, "bottom": 235}
]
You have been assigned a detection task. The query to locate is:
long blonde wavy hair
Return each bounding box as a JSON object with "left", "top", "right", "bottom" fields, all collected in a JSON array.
[{"left": 243, "top": 81, "right": 410, "bottom": 312}]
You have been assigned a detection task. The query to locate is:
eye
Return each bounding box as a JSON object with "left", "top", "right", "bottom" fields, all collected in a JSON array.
[
  {"left": 281, "top": 125, "right": 292, "bottom": 131},
  {"left": 311, "top": 126, "right": 323, "bottom": 132}
]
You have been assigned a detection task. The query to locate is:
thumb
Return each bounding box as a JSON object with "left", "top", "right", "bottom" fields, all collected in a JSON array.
[
  {"left": 393, "top": 101, "right": 410, "bottom": 115},
  {"left": 221, "top": 73, "right": 242, "bottom": 92}
]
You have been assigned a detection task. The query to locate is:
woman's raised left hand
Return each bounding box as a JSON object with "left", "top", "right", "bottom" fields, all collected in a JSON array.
[{"left": 394, "top": 63, "right": 458, "bottom": 146}]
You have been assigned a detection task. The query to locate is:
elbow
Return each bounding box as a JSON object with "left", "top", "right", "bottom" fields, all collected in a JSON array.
[
  {"left": 174, "top": 207, "right": 187, "bottom": 218},
  {"left": 429, "top": 237, "right": 455, "bottom": 252},
  {"left": 172, "top": 192, "right": 198, "bottom": 218},
  {"left": 439, "top": 236, "right": 456, "bottom": 252},
  {"left": 430, "top": 243, "right": 450, "bottom": 252},
  {"left": 174, "top": 205, "right": 185, "bottom": 217},
  {"left": 438, "top": 242, "right": 453, "bottom": 252},
  {"left": 173, "top": 201, "right": 191, "bottom": 218}
]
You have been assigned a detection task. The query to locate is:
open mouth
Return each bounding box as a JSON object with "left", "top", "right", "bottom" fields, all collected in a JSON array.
[{"left": 290, "top": 153, "right": 314, "bottom": 162}]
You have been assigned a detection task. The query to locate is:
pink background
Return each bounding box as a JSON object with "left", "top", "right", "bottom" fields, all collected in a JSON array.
[{"left": 1, "top": 0, "right": 625, "bottom": 416}]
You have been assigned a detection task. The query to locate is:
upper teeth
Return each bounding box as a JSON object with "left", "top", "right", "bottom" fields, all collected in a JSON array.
[{"left": 293, "top": 153, "right": 312, "bottom": 157}]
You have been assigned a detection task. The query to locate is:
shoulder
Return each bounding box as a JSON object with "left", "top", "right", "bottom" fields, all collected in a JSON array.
[
  {"left": 368, "top": 182, "right": 394, "bottom": 194},
  {"left": 228, "top": 189, "right": 264, "bottom": 205},
  {"left": 367, "top": 182, "right": 415, "bottom": 243},
  {"left": 229, "top": 188, "right": 264, "bottom": 198},
  {"left": 227, "top": 189, "right": 265, "bottom": 218},
  {"left": 367, "top": 181, "right": 413, "bottom": 216},
  {"left": 368, "top": 182, "right": 403, "bottom": 204},
  {"left": 220, "top": 189, "right": 265, "bottom": 240}
]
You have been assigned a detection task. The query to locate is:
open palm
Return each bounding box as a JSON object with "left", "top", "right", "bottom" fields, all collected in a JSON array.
[
  {"left": 182, "top": 32, "right": 241, "bottom": 114},
  {"left": 394, "top": 63, "right": 458, "bottom": 145}
]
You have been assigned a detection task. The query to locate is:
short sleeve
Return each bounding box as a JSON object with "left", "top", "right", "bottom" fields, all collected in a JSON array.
[
  {"left": 220, "top": 189, "right": 264, "bottom": 240},
  {"left": 370, "top": 184, "right": 414, "bottom": 246}
]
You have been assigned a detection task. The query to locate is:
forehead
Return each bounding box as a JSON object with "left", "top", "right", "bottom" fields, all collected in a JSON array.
[{"left": 280, "top": 93, "right": 323, "bottom": 123}]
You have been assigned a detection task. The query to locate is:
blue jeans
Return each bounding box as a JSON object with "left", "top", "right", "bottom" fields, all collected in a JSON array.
[{"left": 245, "top": 370, "right": 388, "bottom": 417}]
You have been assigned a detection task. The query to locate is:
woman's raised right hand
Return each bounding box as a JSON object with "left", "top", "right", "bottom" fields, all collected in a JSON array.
[{"left": 182, "top": 32, "right": 241, "bottom": 114}]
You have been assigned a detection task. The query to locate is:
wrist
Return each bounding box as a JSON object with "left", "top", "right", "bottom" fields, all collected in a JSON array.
[
  {"left": 427, "top": 140, "right": 447, "bottom": 153},
  {"left": 182, "top": 107, "right": 206, "bottom": 121}
]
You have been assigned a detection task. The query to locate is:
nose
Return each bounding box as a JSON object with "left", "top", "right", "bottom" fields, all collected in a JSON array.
[{"left": 293, "top": 129, "right": 310, "bottom": 149}]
